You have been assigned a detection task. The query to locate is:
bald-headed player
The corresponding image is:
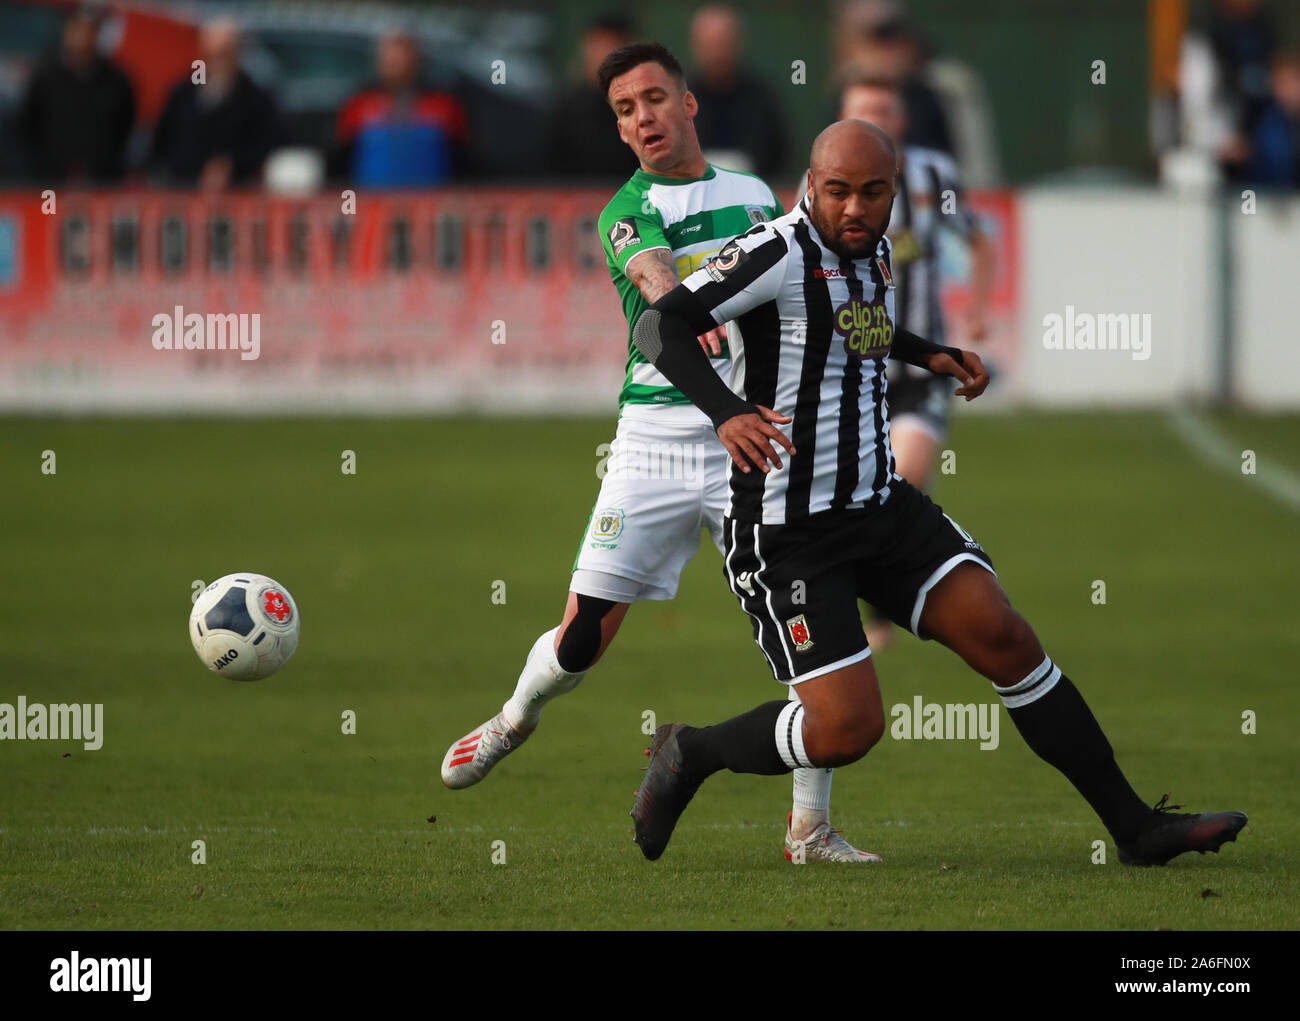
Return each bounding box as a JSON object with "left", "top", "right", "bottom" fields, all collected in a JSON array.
[
  {"left": 803, "top": 72, "right": 995, "bottom": 650},
  {"left": 441, "top": 43, "right": 878, "bottom": 863},
  {"left": 628, "top": 119, "right": 1247, "bottom": 867}
]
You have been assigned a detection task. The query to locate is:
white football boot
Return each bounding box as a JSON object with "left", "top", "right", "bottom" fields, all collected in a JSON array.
[
  {"left": 441, "top": 712, "right": 532, "bottom": 789},
  {"left": 784, "top": 813, "right": 883, "bottom": 863}
]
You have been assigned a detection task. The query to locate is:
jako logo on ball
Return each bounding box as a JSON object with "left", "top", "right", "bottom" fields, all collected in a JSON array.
[{"left": 189, "top": 573, "right": 300, "bottom": 681}]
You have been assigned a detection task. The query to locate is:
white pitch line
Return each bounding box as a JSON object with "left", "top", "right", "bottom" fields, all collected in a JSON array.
[
  {"left": 1, "top": 819, "right": 1094, "bottom": 839},
  {"left": 1165, "top": 408, "right": 1300, "bottom": 514}
]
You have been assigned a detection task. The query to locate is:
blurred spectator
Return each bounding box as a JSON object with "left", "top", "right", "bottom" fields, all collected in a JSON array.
[
  {"left": 545, "top": 15, "right": 640, "bottom": 179},
  {"left": 1168, "top": 0, "right": 1280, "bottom": 185},
  {"left": 332, "top": 32, "right": 468, "bottom": 187},
  {"left": 1246, "top": 51, "right": 1300, "bottom": 187},
  {"left": 1207, "top": 0, "right": 1277, "bottom": 181},
  {"left": 18, "top": 8, "right": 135, "bottom": 184},
  {"left": 686, "top": 5, "right": 788, "bottom": 177},
  {"left": 835, "top": 1, "right": 952, "bottom": 155},
  {"left": 150, "top": 19, "right": 281, "bottom": 190},
  {"left": 1210, "top": 0, "right": 1276, "bottom": 136}
]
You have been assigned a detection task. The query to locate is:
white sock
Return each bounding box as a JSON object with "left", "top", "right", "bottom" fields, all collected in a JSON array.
[
  {"left": 787, "top": 685, "right": 832, "bottom": 834},
  {"left": 502, "top": 627, "right": 586, "bottom": 732}
]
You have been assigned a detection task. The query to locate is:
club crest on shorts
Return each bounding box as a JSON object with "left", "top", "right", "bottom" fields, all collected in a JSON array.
[
  {"left": 786, "top": 614, "right": 814, "bottom": 652},
  {"left": 589, "top": 507, "right": 624, "bottom": 549}
]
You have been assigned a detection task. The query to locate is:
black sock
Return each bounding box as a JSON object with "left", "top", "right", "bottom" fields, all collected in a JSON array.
[
  {"left": 677, "top": 700, "right": 792, "bottom": 778},
  {"left": 1006, "top": 672, "right": 1152, "bottom": 843}
]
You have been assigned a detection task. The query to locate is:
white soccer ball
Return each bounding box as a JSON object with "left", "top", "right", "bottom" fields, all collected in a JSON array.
[{"left": 189, "top": 573, "right": 300, "bottom": 681}]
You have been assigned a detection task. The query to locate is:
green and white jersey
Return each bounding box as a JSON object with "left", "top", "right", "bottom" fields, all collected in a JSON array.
[{"left": 599, "top": 164, "right": 783, "bottom": 418}]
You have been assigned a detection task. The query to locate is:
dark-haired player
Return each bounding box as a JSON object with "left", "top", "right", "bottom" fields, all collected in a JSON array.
[{"left": 442, "top": 44, "right": 879, "bottom": 863}]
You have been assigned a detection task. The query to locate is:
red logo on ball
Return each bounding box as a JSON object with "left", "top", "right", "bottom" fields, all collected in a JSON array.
[{"left": 263, "top": 590, "right": 292, "bottom": 623}]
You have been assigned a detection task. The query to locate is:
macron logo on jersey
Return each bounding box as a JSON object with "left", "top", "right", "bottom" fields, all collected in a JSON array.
[{"left": 813, "top": 268, "right": 843, "bottom": 279}]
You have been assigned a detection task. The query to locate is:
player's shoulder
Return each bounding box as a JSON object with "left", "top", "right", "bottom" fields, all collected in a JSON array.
[
  {"left": 708, "top": 163, "right": 774, "bottom": 190},
  {"left": 721, "top": 206, "right": 795, "bottom": 268},
  {"left": 598, "top": 175, "right": 655, "bottom": 228},
  {"left": 707, "top": 163, "right": 782, "bottom": 207},
  {"left": 756, "top": 195, "right": 813, "bottom": 239}
]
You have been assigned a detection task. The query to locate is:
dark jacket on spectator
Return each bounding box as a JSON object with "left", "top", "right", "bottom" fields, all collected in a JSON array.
[
  {"left": 901, "top": 76, "right": 953, "bottom": 156},
  {"left": 1247, "top": 101, "right": 1300, "bottom": 188},
  {"left": 546, "top": 83, "right": 640, "bottom": 180},
  {"left": 150, "top": 70, "right": 280, "bottom": 186},
  {"left": 689, "top": 68, "right": 789, "bottom": 179},
  {"left": 19, "top": 52, "right": 135, "bottom": 183}
]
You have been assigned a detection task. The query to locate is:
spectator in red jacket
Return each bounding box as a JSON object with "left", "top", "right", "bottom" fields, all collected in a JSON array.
[{"left": 333, "top": 32, "right": 468, "bottom": 187}]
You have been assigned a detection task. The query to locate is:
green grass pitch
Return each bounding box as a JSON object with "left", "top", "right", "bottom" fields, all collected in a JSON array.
[{"left": 0, "top": 411, "right": 1295, "bottom": 930}]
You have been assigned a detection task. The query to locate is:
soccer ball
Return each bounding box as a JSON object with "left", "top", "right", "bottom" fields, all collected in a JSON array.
[{"left": 189, "top": 573, "right": 300, "bottom": 681}]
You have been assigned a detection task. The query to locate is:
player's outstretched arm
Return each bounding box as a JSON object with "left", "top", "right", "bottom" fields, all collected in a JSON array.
[
  {"left": 632, "top": 289, "right": 794, "bottom": 474},
  {"left": 626, "top": 249, "right": 727, "bottom": 355},
  {"left": 891, "top": 327, "right": 990, "bottom": 401}
]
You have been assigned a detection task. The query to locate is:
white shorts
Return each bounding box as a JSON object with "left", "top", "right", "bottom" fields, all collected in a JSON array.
[{"left": 571, "top": 407, "right": 730, "bottom": 603}]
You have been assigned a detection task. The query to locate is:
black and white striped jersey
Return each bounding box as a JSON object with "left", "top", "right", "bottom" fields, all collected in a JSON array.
[
  {"left": 676, "top": 195, "right": 898, "bottom": 524},
  {"left": 798, "top": 146, "right": 976, "bottom": 381},
  {"left": 886, "top": 146, "right": 976, "bottom": 381}
]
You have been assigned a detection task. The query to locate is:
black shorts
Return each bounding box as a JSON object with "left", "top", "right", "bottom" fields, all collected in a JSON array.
[
  {"left": 721, "top": 479, "right": 995, "bottom": 683},
  {"left": 886, "top": 364, "right": 951, "bottom": 439}
]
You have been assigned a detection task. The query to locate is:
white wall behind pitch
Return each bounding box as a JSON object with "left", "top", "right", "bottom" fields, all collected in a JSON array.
[
  {"left": 1016, "top": 189, "right": 1219, "bottom": 405},
  {"left": 1233, "top": 194, "right": 1300, "bottom": 409}
]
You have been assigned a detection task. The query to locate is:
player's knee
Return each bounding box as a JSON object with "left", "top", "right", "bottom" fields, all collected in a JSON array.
[
  {"left": 979, "top": 608, "right": 1043, "bottom": 675},
  {"left": 806, "top": 712, "right": 883, "bottom": 767},
  {"left": 555, "top": 595, "right": 620, "bottom": 673},
  {"left": 996, "top": 609, "right": 1038, "bottom": 654}
]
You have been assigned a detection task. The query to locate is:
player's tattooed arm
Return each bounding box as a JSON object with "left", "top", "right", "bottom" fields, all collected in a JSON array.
[
  {"left": 625, "top": 248, "right": 681, "bottom": 305},
  {"left": 627, "top": 249, "right": 728, "bottom": 355}
]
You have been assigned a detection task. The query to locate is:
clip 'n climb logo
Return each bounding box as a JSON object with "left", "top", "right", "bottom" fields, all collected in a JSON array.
[{"left": 833, "top": 297, "right": 892, "bottom": 360}]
